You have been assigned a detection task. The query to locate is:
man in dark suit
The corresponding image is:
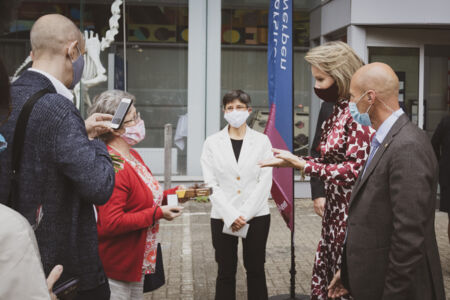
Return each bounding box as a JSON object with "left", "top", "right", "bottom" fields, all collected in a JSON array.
[
  {"left": 0, "top": 14, "right": 115, "bottom": 299},
  {"left": 328, "top": 62, "right": 446, "bottom": 300}
]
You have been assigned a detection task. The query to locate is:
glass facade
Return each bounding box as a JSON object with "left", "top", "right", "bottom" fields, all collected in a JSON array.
[
  {"left": 1, "top": 0, "right": 189, "bottom": 175},
  {"left": 120, "top": 3, "right": 188, "bottom": 175},
  {"left": 1, "top": 0, "right": 315, "bottom": 177}
]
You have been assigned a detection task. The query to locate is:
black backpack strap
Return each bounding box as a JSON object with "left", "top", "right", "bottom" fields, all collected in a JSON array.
[{"left": 7, "top": 89, "right": 50, "bottom": 208}]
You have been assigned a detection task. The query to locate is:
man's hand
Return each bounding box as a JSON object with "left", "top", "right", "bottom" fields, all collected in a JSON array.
[
  {"left": 313, "top": 197, "right": 326, "bottom": 218},
  {"left": 231, "top": 216, "right": 246, "bottom": 232},
  {"left": 47, "top": 265, "right": 63, "bottom": 300},
  {"left": 328, "top": 270, "right": 349, "bottom": 299},
  {"left": 85, "top": 113, "right": 113, "bottom": 140},
  {"left": 160, "top": 205, "right": 183, "bottom": 221},
  {"left": 259, "top": 148, "right": 306, "bottom": 170}
]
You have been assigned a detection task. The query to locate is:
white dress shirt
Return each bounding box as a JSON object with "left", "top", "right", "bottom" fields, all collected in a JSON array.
[{"left": 29, "top": 68, "right": 74, "bottom": 102}]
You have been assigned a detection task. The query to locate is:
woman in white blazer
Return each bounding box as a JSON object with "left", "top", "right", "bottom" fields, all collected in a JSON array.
[{"left": 200, "top": 90, "right": 273, "bottom": 300}]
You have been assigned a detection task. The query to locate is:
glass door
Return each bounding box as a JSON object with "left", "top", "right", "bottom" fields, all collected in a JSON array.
[
  {"left": 368, "top": 47, "right": 420, "bottom": 125},
  {"left": 424, "top": 45, "right": 450, "bottom": 137}
]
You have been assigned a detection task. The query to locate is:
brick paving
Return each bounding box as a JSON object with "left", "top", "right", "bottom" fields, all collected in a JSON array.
[{"left": 145, "top": 199, "right": 450, "bottom": 300}]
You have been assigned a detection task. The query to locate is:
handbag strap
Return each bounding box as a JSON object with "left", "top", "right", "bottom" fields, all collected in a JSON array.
[
  {"left": 151, "top": 205, "right": 160, "bottom": 227},
  {"left": 7, "top": 89, "right": 50, "bottom": 209}
]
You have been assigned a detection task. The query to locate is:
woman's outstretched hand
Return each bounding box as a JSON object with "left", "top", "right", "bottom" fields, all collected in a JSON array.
[{"left": 259, "top": 148, "right": 306, "bottom": 170}]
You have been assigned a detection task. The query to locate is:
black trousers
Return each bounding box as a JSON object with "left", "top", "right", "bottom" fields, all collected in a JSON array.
[{"left": 211, "top": 215, "right": 270, "bottom": 300}]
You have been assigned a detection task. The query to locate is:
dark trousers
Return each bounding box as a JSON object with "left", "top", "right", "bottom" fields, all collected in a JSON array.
[
  {"left": 75, "top": 282, "right": 110, "bottom": 300},
  {"left": 211, "top": 215, "right": 270, "bottom": 300}
]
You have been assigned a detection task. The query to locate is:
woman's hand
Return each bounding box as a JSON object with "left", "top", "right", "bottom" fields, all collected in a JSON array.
[
  {"left": 85, "top": 113, "right": 113, "bottom": 140},
  {"left": 313, "top": 197, "right": 326, "bottom": 218},
  {"left": 327, "top": 270, "right": 349, "bottom": 298},
  {"left": 231, "top": 216, "right": 246, "bottom": 232},
  {"left": 160, "top": 206, "right": 183, "bottom": 221},
  {"left": 259, "top": 148, "right": 306, "bottom": 170}
]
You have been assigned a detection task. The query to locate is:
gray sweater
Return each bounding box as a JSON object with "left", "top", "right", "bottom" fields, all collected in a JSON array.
[{"left": 0, "top": 70, "right": 115, "bottom": 291}]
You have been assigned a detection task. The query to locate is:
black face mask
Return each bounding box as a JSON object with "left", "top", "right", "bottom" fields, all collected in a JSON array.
[{"left": 314, "top": 82, "right": 339, "bottom": 103}]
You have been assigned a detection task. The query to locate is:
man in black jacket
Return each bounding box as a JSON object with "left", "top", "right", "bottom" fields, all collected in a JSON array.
[
  {"left": 431, "top": 115, "right": 450, "bottom": 244},
  {"left": 0, "top": 14, "right": 115, "bottom": 299}
]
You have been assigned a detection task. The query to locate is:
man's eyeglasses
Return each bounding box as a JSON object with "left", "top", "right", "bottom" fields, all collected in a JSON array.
[
  {"left": 224, "top": 105, "right": 248, "bottom": 113},
  {"left": 123, "top": 112, "right": 141, "bottom": 125}
]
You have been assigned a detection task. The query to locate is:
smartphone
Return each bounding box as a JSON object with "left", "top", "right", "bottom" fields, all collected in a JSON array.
[
  {"left": 170, "top": 207, "right": 182, "bottom": 213},
  {"left": 53, "top": 277, "right": 79, "bottom": 300},
  {"left": 110, "top": 98, "right": 133, "bottom": 129}
]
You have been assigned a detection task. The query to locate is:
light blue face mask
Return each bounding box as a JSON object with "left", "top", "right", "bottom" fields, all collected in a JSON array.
[
  {"left": 0, "top": 134, "right": 7, "bottom": 153},
  {"left": 349, "top": 91, "right": 372, "bottom": 126}
]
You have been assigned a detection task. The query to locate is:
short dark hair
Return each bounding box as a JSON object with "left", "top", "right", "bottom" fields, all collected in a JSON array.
[
  {"left": 222, "top": 90, "right": 251, "bottom": 108},
  {"left": 0, "top": 57, "right": 11, "bottom": 125}
]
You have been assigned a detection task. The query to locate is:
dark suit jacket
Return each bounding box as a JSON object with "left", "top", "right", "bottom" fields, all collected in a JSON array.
[
  {"left": 310, "top": 101, "right": 334, "bottom": 199},
  {"left": 345, "top": 114, "right": 445, "bottom": 300}
]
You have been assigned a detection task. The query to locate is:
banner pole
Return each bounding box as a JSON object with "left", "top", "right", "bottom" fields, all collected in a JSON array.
[
  {"left": 290, "top": 195, "right": 296, "bottom": 298},
  {"left": 290, "top": 19, "right": 296, "bottom": 297}
]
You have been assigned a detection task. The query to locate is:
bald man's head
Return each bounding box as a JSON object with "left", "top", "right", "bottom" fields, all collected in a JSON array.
[
  {"left": 351, "top": 62, "right": 400, "bottom": 106},
  {"left": 349, "top": 62, "right": 401, "bottom": 129},
  {"left": 30, "top": 14, "right": 82, "bottom": 59}
]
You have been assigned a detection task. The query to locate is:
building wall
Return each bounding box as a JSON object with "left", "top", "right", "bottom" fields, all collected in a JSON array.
[{"left": 351, "top": 0, "right": 450, "bottom": 25}]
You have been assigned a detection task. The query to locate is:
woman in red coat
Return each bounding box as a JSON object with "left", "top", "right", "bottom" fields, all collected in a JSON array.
[{"left": 88, "top": 90, "right": 183, "bottom": 300}]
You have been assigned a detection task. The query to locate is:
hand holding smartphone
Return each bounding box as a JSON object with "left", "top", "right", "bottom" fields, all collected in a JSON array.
[
  {"left": 110, "top": 98, "right": 133, "bottom": 129},
  {"left": 53, "top": 277, "right": 79, "bottom": 300},
  {"left": 160, "top": 205, "right": 183, "bottom": 220}
]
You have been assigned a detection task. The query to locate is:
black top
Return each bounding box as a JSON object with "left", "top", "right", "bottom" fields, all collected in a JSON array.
[
  {"left": 310, "top": 101, "right": 334, "bottom": 200},
  {"left": 231, "top": 138, "right": 243, "bottom": 162},
  {"left": 431, "top": 114, "right": 450, "bottom": 212}
]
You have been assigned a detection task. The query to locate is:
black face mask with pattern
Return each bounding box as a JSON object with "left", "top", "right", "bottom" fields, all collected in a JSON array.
[{"left": 314, "top": 82, "right": 339, "bottom": 103}]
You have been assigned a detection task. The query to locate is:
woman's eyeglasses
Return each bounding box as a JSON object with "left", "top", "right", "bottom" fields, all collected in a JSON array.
[{"left": 123, "top": 112, "right": 141, "bottom": 125}]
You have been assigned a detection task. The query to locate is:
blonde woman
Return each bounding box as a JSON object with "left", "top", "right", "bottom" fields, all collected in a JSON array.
[{"left": 261, "top": 41, "right": 374, "bottom": 299}]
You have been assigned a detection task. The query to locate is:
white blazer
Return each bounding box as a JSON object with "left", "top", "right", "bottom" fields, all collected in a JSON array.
[{"left": 200, "top": 125, "right": 273, "bottom": 228}]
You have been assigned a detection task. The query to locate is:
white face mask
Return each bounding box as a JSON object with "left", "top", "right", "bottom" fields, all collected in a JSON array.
[{"left": 224, "top": 110, "right": 249, "bottom": 128}]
